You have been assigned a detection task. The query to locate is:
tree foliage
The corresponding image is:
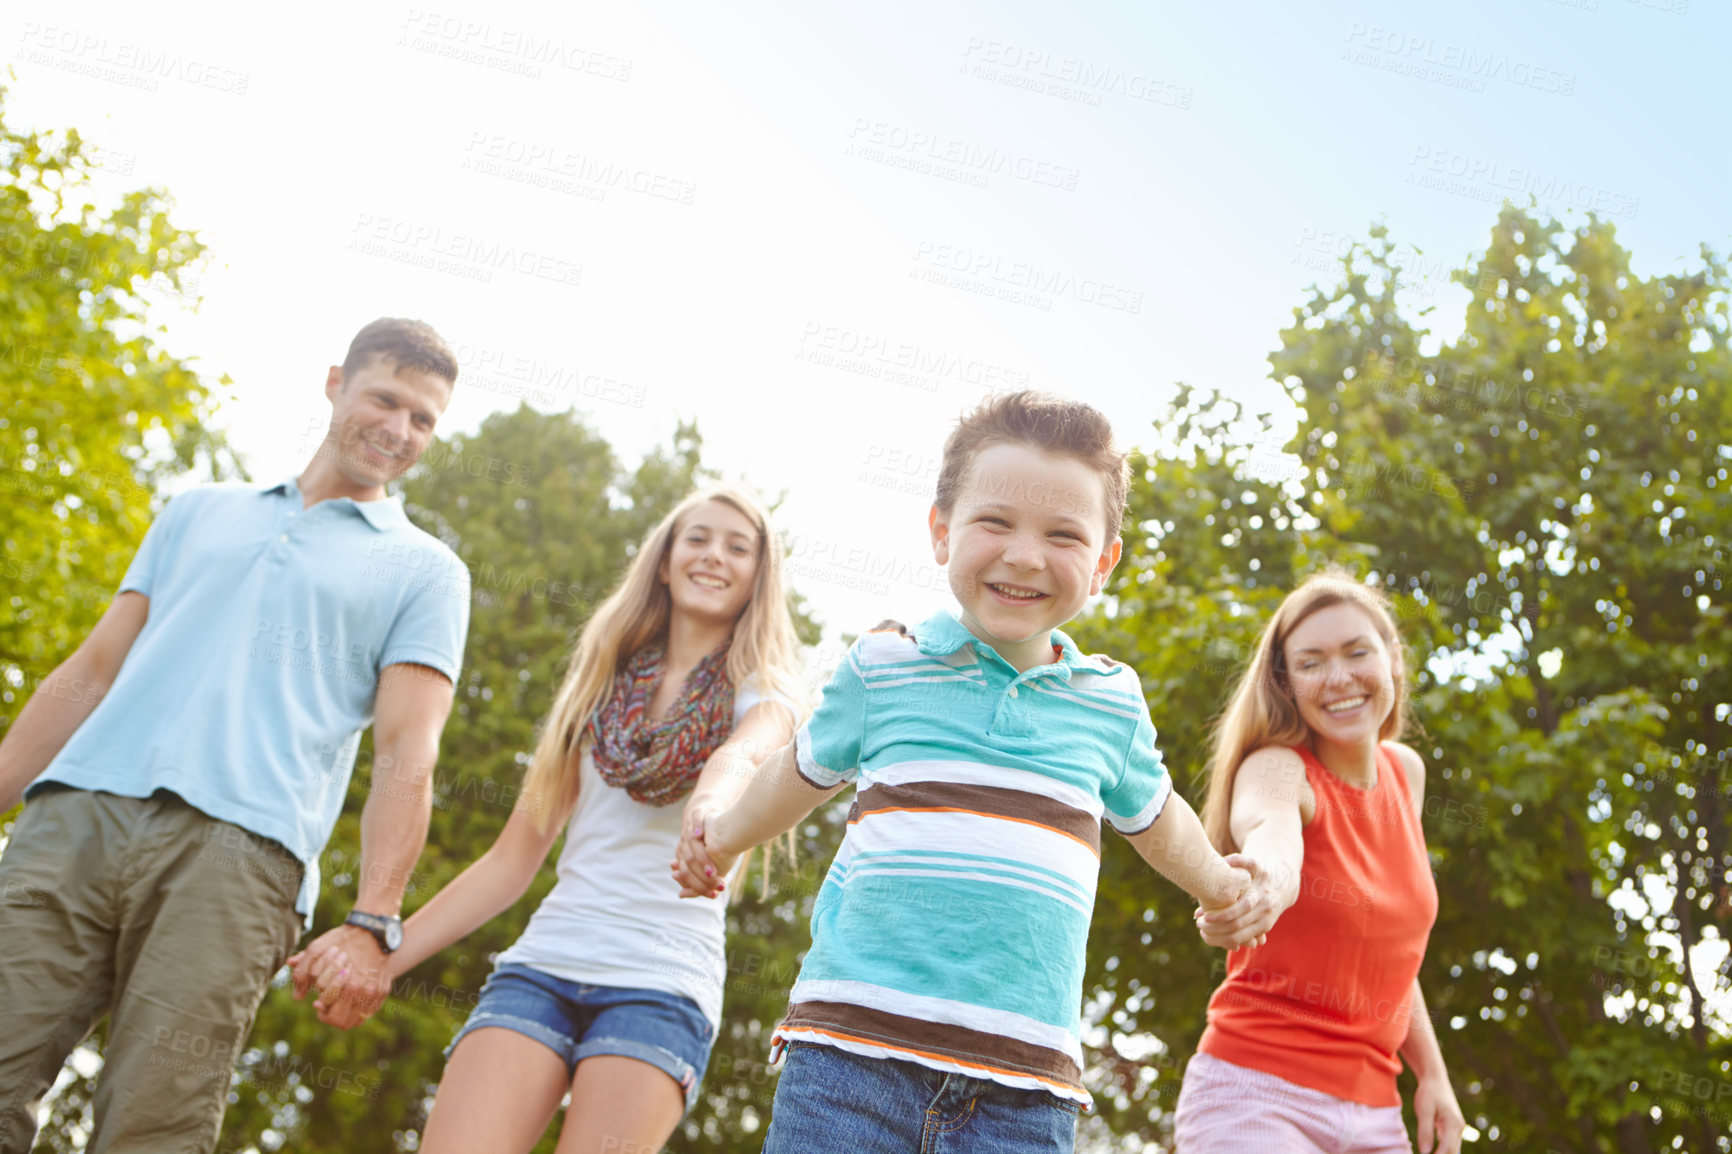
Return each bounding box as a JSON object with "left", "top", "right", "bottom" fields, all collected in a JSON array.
[
  {"left": 0, "top": 85, "right": 236, "bottom": 742},
  {"left": 1071, "top": 208, "right": 1730, "bottom": 1152}
]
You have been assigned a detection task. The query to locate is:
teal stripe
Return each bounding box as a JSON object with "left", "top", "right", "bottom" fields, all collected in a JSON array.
[
  {"left": 800, "top": 874, "right": 1090, "bottom": 1027},
  {"left": 845, "top": 863, "right": 1091, "bottom": 910},
  {"left": 849, "top": 849, "right": 1093, "bottom": 901}
]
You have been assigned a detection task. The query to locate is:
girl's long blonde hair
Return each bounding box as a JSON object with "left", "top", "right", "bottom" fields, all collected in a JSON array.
[
  {"left": 1199, "top": 570, "right": 1410, "bottom": 853},
  {"left": 522, "top": 486, "right": 807, "bottom": 831}
]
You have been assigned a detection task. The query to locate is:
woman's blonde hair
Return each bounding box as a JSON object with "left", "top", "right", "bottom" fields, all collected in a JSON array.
[
  {"left": 522, "top": 485, "right": 807, "bottom": 831},
  {"left": 1199, "top": 569, "right": 1410, "bottom": 853}
]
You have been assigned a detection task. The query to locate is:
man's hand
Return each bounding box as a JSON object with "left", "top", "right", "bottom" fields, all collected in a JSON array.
[
  {"left": 1195, "top": 852, "right": 1289, "bottom": 950},
  {"left": 671, "top": 807, "right": 738, "bottom": 899},
  {"left": 288, "top": 925, "right": 392, "bottom": 1028}
]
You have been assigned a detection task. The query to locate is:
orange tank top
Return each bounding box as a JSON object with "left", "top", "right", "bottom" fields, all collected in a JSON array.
[{"left": 1197, "top": 743, "right": 1438, "bottom": 1106}]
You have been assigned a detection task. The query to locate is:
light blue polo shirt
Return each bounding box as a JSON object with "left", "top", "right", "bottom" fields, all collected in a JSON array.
[{"left": 31, "top": 477, "right": 470, "bottom": 924}]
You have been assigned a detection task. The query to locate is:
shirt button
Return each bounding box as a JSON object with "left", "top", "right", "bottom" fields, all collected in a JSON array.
[
  {"left": 1008, "top": 687, "right": 1019, "bottom": 698},
  {"left": 279, "top": 534, "right": 289, "bottom": 543}
]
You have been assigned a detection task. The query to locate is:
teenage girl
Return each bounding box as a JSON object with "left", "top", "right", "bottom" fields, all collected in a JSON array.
[{"left": 292, "top": 487, "right": 805, "bottom": 1154}]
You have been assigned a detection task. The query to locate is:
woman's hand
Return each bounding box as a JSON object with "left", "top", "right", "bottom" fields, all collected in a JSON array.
[
  {"left": 671, "top": 806, "right": 739, "bottom": 899},
  {"left": 1194, "top": 853, "right": 1288, "bottom": 949},
  {"left": 1414, "top": 1071, "right": 1465, "bottom": 1154},
  {"left": 288, "top": 930, "right": 387, "bottom": 1029}
]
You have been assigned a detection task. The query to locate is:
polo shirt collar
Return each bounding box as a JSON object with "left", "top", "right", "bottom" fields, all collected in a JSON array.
[
  {"left": 915, "top": 611, "right": 1081, "bottom": 679},
  {"left": 264, "top": 476, "right": 409, "bottom": 532}
]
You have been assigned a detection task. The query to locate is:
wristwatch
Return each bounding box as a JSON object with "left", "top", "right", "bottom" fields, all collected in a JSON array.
[{"left": 344, "top": 910, "right": 404, "bottom": 953}]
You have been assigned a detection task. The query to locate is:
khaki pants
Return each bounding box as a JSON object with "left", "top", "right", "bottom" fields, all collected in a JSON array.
[{"left": 0, "top": 788, "right": 304, "bottom": 1154}]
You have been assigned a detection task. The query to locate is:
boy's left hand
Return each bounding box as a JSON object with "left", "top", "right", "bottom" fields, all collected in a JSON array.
[{"left": 1195, "top": 853, "right": 1282, "bottom": 949}]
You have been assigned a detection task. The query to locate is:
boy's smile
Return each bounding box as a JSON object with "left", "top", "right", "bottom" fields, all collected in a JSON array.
[{"left": 929, "top": 442, "right": 1121, "bottom": 672}]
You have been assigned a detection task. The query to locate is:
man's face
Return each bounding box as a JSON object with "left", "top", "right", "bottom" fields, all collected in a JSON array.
[{"left": 320, "top": 357, "right": 453, "bottom": 489}]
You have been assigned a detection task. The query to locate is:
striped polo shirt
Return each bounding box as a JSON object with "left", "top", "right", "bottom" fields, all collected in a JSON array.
[{"left": 774, "top": 612, "right": 1171, "bottom": 1106}]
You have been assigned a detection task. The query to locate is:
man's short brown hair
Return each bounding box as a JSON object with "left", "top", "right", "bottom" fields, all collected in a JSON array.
[
  {"left": 341, "top": 318, "right": 459, "bottom": 385},
  {"left": 935, "top": 390, "right": 1130, "bottom": 540}
]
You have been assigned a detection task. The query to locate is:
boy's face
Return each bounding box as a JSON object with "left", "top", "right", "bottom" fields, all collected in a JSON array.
[{"left": 929, "top": 442, "right": 1121, "bottom": 669}]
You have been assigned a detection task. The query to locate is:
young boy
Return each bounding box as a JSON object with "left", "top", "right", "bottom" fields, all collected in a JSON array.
[{"left": 673, "top": 391, "right": 1265, "bottom": 1151}]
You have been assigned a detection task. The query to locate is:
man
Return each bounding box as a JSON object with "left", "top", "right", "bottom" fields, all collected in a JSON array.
[{"left": 0, "top": 318, "right": 472, "bottom": 1153}]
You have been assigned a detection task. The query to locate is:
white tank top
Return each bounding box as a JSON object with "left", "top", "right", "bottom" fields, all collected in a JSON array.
[{"left": 498, "top": 682, "right": 776, "bottom": 1026}]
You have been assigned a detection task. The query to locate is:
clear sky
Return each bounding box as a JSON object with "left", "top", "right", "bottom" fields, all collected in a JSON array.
[{"left": 5, "top": 0, "right": 1726, "bottom": 642}]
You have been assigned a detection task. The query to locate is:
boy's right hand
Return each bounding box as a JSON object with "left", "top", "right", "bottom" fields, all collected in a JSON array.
[
  {"left": 1196, "top": 854, "right": 1280, "bottom": 950},
  {"left": 671, "top": 807, "right": 738, "bottom": 899}
]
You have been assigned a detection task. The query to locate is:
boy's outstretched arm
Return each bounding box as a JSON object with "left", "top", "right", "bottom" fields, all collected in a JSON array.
[
  {"left": 1122, "top": 791, "right": 1256, "bottom": 920},
  {"left": 672, "top": 740, "right": 842, "bottom": 898}
]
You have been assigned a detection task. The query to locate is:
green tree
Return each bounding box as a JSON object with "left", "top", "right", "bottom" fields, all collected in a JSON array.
[
  {"left": 0, "top": 88, "right": 236, "bottom": 1152},
  {"left": 1072, "top": 209, "right": 1730, "bottom": 1152},
  {"left": 0, "top": 85, "right": 237, "bottom": 747}
]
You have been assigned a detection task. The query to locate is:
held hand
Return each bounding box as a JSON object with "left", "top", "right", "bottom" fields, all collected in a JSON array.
[
  {"left": 1414, "top": 1072, "right": 1465, "bottom": 1154},
  {"left": 288, "top": 927, "right": 350, "bottom": 1002},
  {"left": 1195, "top": 853, "right": 1282, "bottom": 950},
  {"left": 671, "top": 807, "right": 737, "bottom": 899},
  {"left": 288, "top": 940, "right": 364, "bottom": 1029},
  {"left": 290, "top": 926, "right": 392, "bottom": 1028}
]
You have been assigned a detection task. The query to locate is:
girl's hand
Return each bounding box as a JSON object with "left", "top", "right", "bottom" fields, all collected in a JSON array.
[
  {"left": 1414, "top": 1071, "right": 1465, "bottom": 1154},
  {"left": 289, "top": 934, "right": 374, "bottom": 1029},
  {"left": 671, "top": 807, "right": 736, "bottom": 899},
  {"left": 1194, "top": 853, "right": 1280, "bottom": 950}
]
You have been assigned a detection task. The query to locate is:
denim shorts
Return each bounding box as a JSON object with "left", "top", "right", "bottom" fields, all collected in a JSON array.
[
  {"left": 760, "top": 1041, "right": 1080, "bottom": 1153},
  {"left": 445, "top": 963, "right": 715, "bottom": 1113}
]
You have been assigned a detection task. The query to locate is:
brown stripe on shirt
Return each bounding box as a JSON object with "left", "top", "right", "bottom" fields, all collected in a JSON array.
[
  {"left": 854, "top": 781, "right": 1101, "bottom": 855},
  {"left": 779, "top": 999, "right": 1083, "bottom": 1089}
]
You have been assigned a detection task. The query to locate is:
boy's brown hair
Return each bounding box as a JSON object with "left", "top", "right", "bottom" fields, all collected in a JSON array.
[
  {"left": 341, "top": 317, "right": 460, "bottom": 385},
  {"left": 934, "top": 390, "right": 1131, "bottom": 540}
]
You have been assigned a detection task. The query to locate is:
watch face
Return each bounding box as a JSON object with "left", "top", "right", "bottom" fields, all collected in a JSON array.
[{"left": 384, "top": 920, "right": 403, "bottom": 951}]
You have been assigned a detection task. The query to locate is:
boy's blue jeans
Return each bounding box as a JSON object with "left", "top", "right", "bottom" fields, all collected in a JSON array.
[{"left": 761, "top": 1041, "right": 1081, "bottom": 1153}]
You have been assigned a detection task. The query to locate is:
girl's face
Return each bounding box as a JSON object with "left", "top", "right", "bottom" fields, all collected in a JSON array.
[
  {"left": 659, "top": 499, "right": 761, "bottom": 627},
  {"left": 1281, "top": 602, "right": 1399, "bottom": 748}
]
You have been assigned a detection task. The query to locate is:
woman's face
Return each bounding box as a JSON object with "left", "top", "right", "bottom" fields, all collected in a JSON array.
[
  {"left": 1281, "top": 602, "right": 1398, "bottom": 747},
  {"left": 659, "top": 499, "right": 762, "bottom": 626}
]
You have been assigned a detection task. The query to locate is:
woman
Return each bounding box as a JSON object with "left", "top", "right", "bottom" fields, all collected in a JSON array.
[
  {"left": 1179, "top": 571, "right": 1465, "bottom": 1154},
  {"left": 293, "top": 486, "right": 806, "bottom": 1153}
]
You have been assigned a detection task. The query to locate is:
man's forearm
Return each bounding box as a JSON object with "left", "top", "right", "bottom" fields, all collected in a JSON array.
[
  {"left": 0, "top": 663, "right": 111, "bottom": 811},
  {"left": 352, "top": 738, "right": 438, "bottom": 913}
]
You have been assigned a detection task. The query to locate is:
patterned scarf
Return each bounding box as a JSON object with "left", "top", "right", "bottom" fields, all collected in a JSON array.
[{"left": 589, "top": 641, "right": 735, "bottom": 806}]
